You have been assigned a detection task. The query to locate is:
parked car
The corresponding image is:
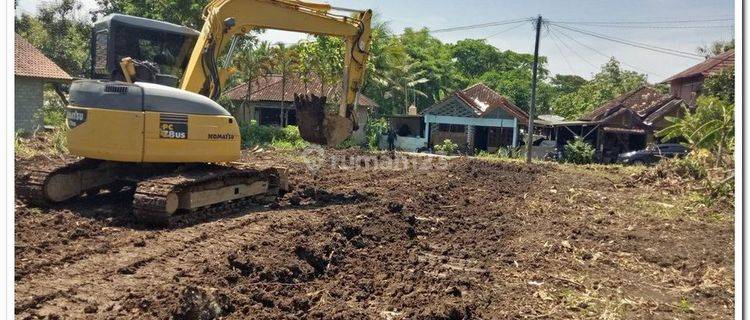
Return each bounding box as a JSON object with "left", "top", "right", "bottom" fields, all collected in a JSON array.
[{"left": 617, "top": 143, "right": 690, "bottom": 165}]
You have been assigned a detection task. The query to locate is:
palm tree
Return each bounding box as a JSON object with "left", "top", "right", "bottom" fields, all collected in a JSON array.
[
  {"left": 270, "top": 42, "right": 300, "bottom": 125},
  {"left": 232, "top": 38, "right": 272, "bottom": 121},
  {"left": 372, "top": 60, "right": 429, "bottom": 115}
]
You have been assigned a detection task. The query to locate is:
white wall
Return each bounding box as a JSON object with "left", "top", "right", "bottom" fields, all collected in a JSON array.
[{"left": 379, "top": 135, "right": 428, "bottom": 152}]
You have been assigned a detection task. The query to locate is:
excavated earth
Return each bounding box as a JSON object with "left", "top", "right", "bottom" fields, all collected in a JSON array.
[{"left": 15, "top": 143, "right": 734, "bottom": 319}]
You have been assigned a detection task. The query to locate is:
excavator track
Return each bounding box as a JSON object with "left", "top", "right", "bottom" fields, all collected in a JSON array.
[
  {"left": 18, "top": 159, "right": 289, "bottom": 227},
  {"left": 132, "top": 165, "right": 288, "bottom": 226},
  {"left": 17, "top": 158, "right": 117, "bottom": 206}
]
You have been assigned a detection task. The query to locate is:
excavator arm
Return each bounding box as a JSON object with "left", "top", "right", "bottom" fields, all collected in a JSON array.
[{"left": 180, "top": 0, "right": 372, "bottom": 145}]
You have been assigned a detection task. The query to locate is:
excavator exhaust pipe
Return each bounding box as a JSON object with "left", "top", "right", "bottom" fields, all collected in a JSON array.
[{"left": 294, "top": 94, "right": 354, "bottom": 146}]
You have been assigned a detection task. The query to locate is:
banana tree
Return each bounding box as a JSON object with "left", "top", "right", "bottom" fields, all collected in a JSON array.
[{"left": 657, "top": 96, "right": 734, "bottom": 166}]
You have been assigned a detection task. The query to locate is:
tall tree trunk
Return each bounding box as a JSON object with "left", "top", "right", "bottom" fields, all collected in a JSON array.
[
  {"left": 280, "top": 70, "right": 286, "bottom": 126},
  {"left": 248, "top": 76, "right": 253, "bottom": 122}
]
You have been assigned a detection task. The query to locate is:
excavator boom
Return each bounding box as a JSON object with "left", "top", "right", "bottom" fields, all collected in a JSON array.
[{"left": 181, "top": 0, "right": 372, "bottom": 145}]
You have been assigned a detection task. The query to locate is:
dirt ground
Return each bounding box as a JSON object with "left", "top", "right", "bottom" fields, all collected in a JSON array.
[{"left": 15, "top": 141, "right": 734, "bottom": 319}]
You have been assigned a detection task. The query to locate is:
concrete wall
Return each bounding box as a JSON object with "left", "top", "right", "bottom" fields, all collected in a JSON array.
[
  {"left": 379, "top": 135, "right": 428, "bottom": 152},
  {"left": 15, "top": 76, "right": 44, "bottom": 132}
]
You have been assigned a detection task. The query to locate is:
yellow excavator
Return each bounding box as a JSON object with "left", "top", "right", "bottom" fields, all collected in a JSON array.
[{"left": 19, "top": 0, "right": 372, "bottom": 225}]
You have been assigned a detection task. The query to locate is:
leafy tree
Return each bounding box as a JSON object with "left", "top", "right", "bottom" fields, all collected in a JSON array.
[
  {"left": 703, "top": 68, "right": 734, "bottom": 103},
  {"left": 361, "top": 19, "right": 408, "bottom": 116},
  {"left": 552, "top": 58, "right": 646, "bottom": 119},
  {"left": 230, "top": 37, "right": 273, "bottom": 112},
  {"left": 451, "top": 39, "right": 502, "bottom": 78},
  {"left": 371, "top": 61, "right": 429, "bottom": 115},
  {"left": 294, "top": 36, "right": 344, "bottom": 98},
  {"left": 94, "top": 0, "right": 209, "bottom": 28},
  {"left": 696, "top": 39, "right": 734, "bottom": 58},
  {"left": 550, "top": 74, "right": 587, "bottom": 95},
  {"left": 16, "top": 0, "right": 91, "bottom": 78},
  {"left": 657, "top": 96, "right": 734, "bottom": 165},
  {"left": 399, "top": 28, "right": 464, "bottom": 110},
  {"left": 270, "top": 43, "right": 300, "bottom": 124}
]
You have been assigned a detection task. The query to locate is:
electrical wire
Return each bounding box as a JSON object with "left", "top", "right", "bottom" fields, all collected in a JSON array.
[
  {"left": 547, "top": 26, "right": 599, "bottom": 70},
  {"left": 547, "top": 27, "right": 577, "bottom": 74},
  {"left": 480, "top": 21, "right": 530, "bottom": 40},
  {"left": 548, "top": 17, "right": 733, "bottom": 24},
  {"left": 429, "top": 18, "right": 532, "bottom": 33},
  {"left": 550, "top": 26, "right": 667, "bottom": 78},
  {"left": 550, "top": 22, "right": 733, "bottom": 30},
  {"left": 550, "top": 23, "right": 707, "bottom": 60}
]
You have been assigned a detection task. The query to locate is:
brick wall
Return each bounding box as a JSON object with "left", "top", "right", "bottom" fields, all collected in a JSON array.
[{"left": 15, "top": 76, "right": 44, "bottom": 132}]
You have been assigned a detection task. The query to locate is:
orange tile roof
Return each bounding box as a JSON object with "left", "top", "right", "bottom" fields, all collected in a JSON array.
[
  {"left": 15, "top": 34, "right": 72, "bottom": 81},
  {"left": 224, "top": 74, "right": 378, "bottom": 108}
]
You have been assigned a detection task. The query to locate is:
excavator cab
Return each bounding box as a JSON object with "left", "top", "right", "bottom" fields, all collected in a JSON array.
[{"left": 90, "top": 14, "right": 200, "bottom": 87}]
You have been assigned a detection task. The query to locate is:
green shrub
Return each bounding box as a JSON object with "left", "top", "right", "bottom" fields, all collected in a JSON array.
[
  {"left": 434, "top": 139, "right": 459, "bottom": 155},
  {"left": 14, "top": 131, "right": 36, "bottom": 158},
  {"left": 239, "top": 120, "right": 307, "bottom": 149},
  {"left": 498, "top": 146, "right": 524, "bottom": 159},
  {"left": 562, "top": 138, "right": 595, "bottom": 164},
  {"left": 364, "top": 117, "right": 388, "bottom": 150},
  {"left": 476, "top": 146, "right": 523, "bottom": 159},
  {"left": 34, "top": 89, "right": 67, "bottom": 127}
]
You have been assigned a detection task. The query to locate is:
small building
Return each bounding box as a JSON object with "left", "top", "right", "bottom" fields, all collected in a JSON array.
[
  {"left": 381, "top": 114, "right": 428, "bottom": 152},
  {"left": 578, "top": 86, "right": 686, "bottom": 162},
  {"left": 15, "top": 34, "right": 73, "bottom": 131},
  {"left": 664, "top": 49, "right": 734, "bottom": 106},
  {"left": 421, "top": 83, "right": 529, "bottom": 152},
  {"left": 224, "top": 74, "right": 378, "bottom": 126}
]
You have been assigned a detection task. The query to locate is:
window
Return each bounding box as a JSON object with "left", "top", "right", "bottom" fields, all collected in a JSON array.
[
  {"left": 94, "top": 31, "right": 109, "bottom": 75},
  {"left": 113, "top": 26, "right": 196, "bottom": 78}
]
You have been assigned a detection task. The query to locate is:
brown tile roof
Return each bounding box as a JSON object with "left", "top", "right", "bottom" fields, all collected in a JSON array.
[
  {"left": 224, "top": 74, "right": 378, "bottom": 108},
  {"left": 663, "top": 49, "right": 734, "bottom": 82},
  {"left": 461, "top": 83, "right": 529, "bottom": 122},
  {"left": 579, "top": 85, "right": 685, "bottom": 129},
  {"left": 15, "top": 34, "right": 72, "bottom": 81},
  {"left": 580, "top": 86, "right": 664, "bottom": 121},
  {"left": 422, "top": 83, "right": 529, "bottom": 122}
]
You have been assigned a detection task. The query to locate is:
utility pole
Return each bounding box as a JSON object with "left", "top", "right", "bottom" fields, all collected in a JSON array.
[{"left": 526, "top": 15, "right": 542, "bottom": 164}]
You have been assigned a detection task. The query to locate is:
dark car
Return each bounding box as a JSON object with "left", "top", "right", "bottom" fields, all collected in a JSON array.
[{"left": 617, "top": 143, "right": 690, "bottom": 165}]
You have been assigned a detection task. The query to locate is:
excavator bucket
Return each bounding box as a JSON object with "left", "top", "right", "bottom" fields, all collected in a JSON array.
[{"left": 294, "top": 94, "right": 353, "bottom": 146}]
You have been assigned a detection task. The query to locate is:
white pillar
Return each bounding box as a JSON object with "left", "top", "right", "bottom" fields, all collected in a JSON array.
[{"left": 512, "top": 118, "right": 518, "bottom": 147}]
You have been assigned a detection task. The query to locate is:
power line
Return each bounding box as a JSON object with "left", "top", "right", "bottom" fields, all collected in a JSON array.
[
  {"left": 547, "top": 27, "right": 576, "bottom": 74},
  {"left": 548, "top": 26, "right": 599, "bottom": 70},
  {"left": 549, "top": 17, "right": 733, "bottom": 24},
  {"left": 429, "top": 18, "right": 532, "bottom": 33},
  {"left": 551, "top": 26, "right": 667, "bottom": 78},
  {"left": 550, "top": 22, "right": 733, "bottom": 30},
  {"left": 481, "top": 21, "right": 529, "bottom": 40},
  {"left": 550, "top": 23, "right": 706, "bottom": 60}
]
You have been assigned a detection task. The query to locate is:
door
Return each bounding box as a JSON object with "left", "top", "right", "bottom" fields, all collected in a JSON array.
[{"left": 474, "top": 126, "right": 488, "bottom": 151}]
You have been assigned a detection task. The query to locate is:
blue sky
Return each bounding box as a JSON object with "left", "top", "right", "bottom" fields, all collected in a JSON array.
[{"left": 16, "top": 0, "right": 735, "bottom": 82}]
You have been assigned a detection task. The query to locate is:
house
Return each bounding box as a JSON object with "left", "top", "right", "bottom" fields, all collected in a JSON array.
[
  {"left": 15, "top": 34, "right": 73, "bottom": 131},
  {"left": 421, "top": 83, "right": 529, "bottom": 152},
  {"left": 663, "top": 49, "right": 734, "bottom": 106},
  {"left": 577, "top": 86, "right": 686, "bottom": 162},
  {"left": 224, "top": 74, "right": 379, "bottom": 126}
]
